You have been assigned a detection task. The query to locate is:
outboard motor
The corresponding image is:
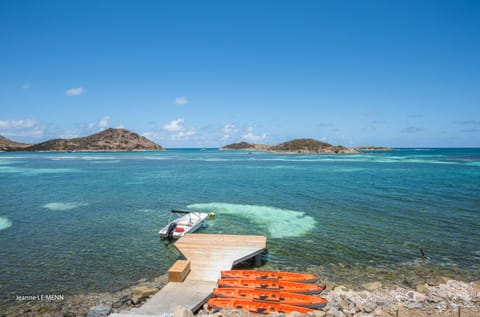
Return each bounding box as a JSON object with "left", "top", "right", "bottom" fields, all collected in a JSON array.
[{"left": 166, "top": 222, "right": 177, "bottom": 241}]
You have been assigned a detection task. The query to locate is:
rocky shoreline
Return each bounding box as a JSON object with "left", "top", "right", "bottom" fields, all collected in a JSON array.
[{"left": 2, "top": 275, "right": 478, "bottom": 317}]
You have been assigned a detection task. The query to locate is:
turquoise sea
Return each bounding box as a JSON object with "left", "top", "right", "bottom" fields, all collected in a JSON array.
[{"left": 1, "top": 149, "right": 479, "bottom": 308}]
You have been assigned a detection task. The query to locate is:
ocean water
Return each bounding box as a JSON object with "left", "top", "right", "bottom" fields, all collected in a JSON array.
[{"left": 1, "top": 149, "right": 479, "bottom": 307}]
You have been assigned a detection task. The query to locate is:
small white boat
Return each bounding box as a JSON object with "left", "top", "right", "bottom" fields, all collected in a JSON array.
[{"left": 159, "top": 210, "right": 209, "bottom": 240}]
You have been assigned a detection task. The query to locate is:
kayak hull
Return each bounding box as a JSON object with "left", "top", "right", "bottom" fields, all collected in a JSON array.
[
  {"left": 217, "top": 278, "right": 324, "bottom": 295},
  {"left": 213, "top": 288, "right": 327, "bottom": 309},
  {"left": 207, "top": 298, "right": 314, "bottom": 314},
  {"left": 221, "top": 270, "right": 319, "bottom": 283}
]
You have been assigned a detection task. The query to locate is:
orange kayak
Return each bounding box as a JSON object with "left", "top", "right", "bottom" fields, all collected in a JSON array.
[
  {"left": 221, "top": 270, "right": 319, "bottom": 283},
  {"left": 213, "top": 288, "right": 327, "bottom": 308},
  {"left": 207, "top": 298, "right": 314, "bottom": 314},
  {"left": 217, "top": 279, "right": 324, "bottom": 294}
]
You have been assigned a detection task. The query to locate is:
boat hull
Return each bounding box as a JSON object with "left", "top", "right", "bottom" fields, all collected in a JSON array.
[{"left": 159, "top": 212, "right": 208, "bottom": 239}]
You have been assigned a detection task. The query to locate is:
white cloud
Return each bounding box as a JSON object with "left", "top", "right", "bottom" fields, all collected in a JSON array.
[
  {"left": 59, "top": 130, "right": 81, "bottom": 139},
  {"left": 172, "top": 129, "right": 196, "bottom": 140},
  {"left": 175, "top": 96, "right": 188, "bottom": 105},
  {"left": 160, "top": 118, "right": 197, "bottom": 142},
  {"left": 243, "top": 127, "right": 267, "bottom": 141},
  {"left": 21, "top": 84, "right": 30, "bottom": 90},
  {"left": 0, "top": 119, "right": 37, "bottom": 130},
  {"left": 0, "top": 119, "right": 44, "bottom": 139},
  {"left": 163, "top": 118, "right": 185, "bottom": 132},
  {"left": 84, "top": 116, "right": 110, "bottom": 131},
  {"left": 221, "top": 124, "right": 240, "bottom": 140},
  {"left": 142, "top": 132, "right": 164, "bottom": 141},
  {"left": 65, "top": 87, "right": 85, "bottom": 96},
  {"left": 98, "top": 116, "right": 110, "bottom": 128},
  {"left": 223, "top": 124, "right": 236, "bottom": 134}
]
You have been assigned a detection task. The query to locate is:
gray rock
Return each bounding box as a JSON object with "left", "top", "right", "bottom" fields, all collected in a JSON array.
[
  {"left": 173, "top": 306, "right": 194, "bottom": 317},
  {"left": 426, "top": 277, "right": 440, "bottom": 286},
  {"left": 333, "top": 285, "right": 348, "bottom": 292},
  {"left": 362, "top": 301, "right": 377, "bottom": 313},
  {"left": 471, "top": 280, "right": 480, "bottom": 294},
  {"left": 324, "top": 282, "right": 336, "bottom": 291},
  {"left": 362, "top": 281, "right": 382, "bottom": 291},
  {"left": 326, "top": 307, "right": 345, "bottom": 317},
  {"left": 415, "top": 283, "right": 429, "bottom": 294},
  {"left": 313, "top": 310, "right": 327, "bottom": 317},
  {"left": 405, "top": 302, "right": 423, "bottom": 309},
  {"left": 375, "top": 300, "right": 389, "bottom": 307},
  {"left": 373, "top": 307, "right": 384, "bottom": 316},
  {"left": 86, "top": 304, "right": 112, "bottom": 317}
]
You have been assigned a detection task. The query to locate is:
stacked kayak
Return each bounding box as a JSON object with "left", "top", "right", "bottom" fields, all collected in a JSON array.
[
  {"left": 221, "top": 270, "right": 319, "bottom": 283},
  {"left": 207, "top": 270, "right": 327, "bottom": 314},
  {"left": 217, "top": 278, "right": 324, "bottom": 295},
  {"left": 207, "top": 298, "right": 315, "bottom": 314},
  {"left": 213, "top": 288, "right": 327, "bottom": 309}
]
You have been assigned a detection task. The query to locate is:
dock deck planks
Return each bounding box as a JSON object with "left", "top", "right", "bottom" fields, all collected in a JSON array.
[
  {"left": 175, "top": 233, "right": 267, "bottom": 281},
  {"left": 113, "top": 233, "right": 267, "bottom": 316}
]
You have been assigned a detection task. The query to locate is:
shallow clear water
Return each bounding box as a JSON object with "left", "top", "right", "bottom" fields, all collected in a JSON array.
[{"left": 1, "top": 149, "right": 479, "bottom": 306}]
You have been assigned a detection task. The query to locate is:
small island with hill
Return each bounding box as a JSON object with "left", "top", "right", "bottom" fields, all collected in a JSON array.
[
  {"left": 0, "top": 128, "right": 162, "bottom": 152},
  {"left": 221, "top": 138, "right": 392, "bottom": 154},
  {"left": 0, "top": 135, "right": 31, "bottom": 151}
]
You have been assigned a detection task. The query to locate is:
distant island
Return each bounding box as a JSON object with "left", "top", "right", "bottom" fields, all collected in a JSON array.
[
  {"left": 0, "top": 135, "right": 31, "bottom": 151},
  {"left": 0, "top": 128, "right": 162, "bottom": 152},
  {"left": 220, "top": 141, "right": 269, "bottom": 151},
  {"left": 221, "top": 138, "right": 393, "bottom": 154}
]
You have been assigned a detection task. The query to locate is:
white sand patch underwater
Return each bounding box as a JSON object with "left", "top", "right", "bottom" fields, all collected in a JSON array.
[
  {"left": 0, "top": 217, "right": 12, "bottom": 231},
  {"left": 43, "top": 202, "right": 89, "bottom": 211},
  {"left": 188, "top": 202, "right": 316, "bottom": 238}
]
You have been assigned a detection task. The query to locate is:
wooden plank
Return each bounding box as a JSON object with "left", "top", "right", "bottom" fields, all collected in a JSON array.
[{"left": 174, "top": 233, "right": 267, "bottom": 282}]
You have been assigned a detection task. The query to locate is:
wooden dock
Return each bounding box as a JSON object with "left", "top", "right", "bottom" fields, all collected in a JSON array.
[
  {"left": 176, "top": 233, "right": 267, "bottom": 281},
  {"left": 111, "top": 233, "right": 267, "bottom": 316}
]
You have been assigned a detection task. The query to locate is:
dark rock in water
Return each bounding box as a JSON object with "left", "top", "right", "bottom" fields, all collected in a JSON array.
[
  {"left": 361, "top": 281, "right": 382, "bottom": 291},
  {"left": 426, "top": 277, "right": 441, "bottom": 286},
  {"left": 402, "top": 278, "right": 418, "bottom": 289},
  {"left": 86, "top": 304, "right": 111, "bottom": 317},
  {"left": 415, "top": 283, "right": 429, "bottom": 294},
  {"left": 131, "top": 286, "right": 159, "bottom": 305}
]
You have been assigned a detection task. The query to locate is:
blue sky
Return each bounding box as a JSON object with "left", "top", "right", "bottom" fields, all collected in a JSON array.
[{"left": 1, "top": 0, "right": 479, "bottom": 147}]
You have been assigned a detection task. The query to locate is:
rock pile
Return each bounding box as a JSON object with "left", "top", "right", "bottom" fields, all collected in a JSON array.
[{"left": 198, "top": 280, "right": 479, "bottom": 317}]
